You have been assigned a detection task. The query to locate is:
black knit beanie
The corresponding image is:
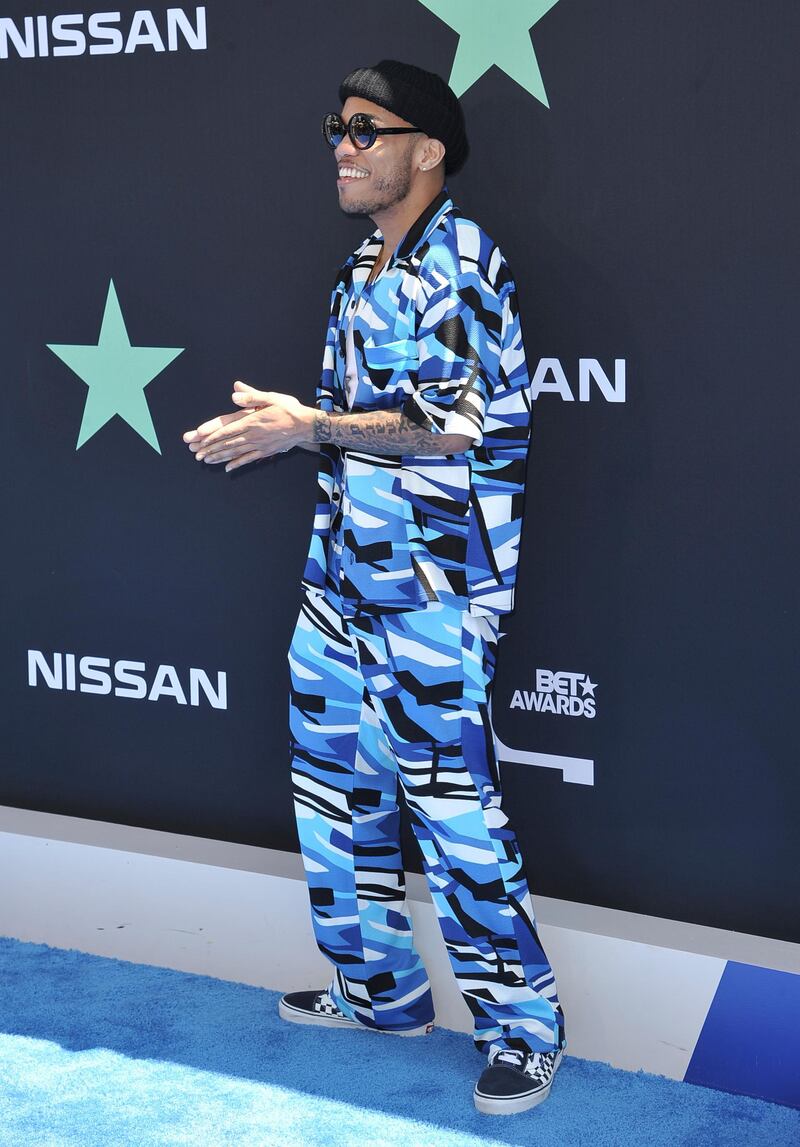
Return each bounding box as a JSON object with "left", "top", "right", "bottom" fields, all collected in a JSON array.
[{"left": 338, "top": 59, "right": 469, "bottom": 176}]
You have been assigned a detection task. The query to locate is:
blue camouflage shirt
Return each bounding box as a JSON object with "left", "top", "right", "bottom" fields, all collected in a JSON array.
[{"left": 301, "top": 186, "right": 533, "bottom": 617}]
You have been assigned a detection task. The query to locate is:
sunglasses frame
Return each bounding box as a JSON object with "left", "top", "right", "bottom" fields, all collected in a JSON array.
[{"left": 322, "top": 111, "right": 422, "bottom": 151}]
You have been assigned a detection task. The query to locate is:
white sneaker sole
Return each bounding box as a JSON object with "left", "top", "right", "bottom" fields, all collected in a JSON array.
[
  {"left": 278, "top": 997, "right": 434, "bottom": 1037},
  {"left": 473, "top": 1049, "right": 563, "bottom": 1115}
]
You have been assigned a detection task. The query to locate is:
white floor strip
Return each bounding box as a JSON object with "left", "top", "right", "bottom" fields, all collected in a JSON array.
[{"left": 1, "top": 803, "right": 798, "bottom": 1082}]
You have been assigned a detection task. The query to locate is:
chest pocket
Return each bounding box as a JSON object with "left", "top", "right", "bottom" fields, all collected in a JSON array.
[{"left": 361, "top": 336, "right": 419, "bottom": 374}]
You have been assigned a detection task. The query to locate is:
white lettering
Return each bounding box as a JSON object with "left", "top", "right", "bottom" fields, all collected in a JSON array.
[
  {"left": 125, "top": 10, "right": 165, "bottom": 52},
  {"left": 531, "top": 358, "right": 627, "bottom": 402},
  {"left": 36, "top": 14, "right": 48, "bottom": 55},
  {"left": 1, "top": 9, "right": 208, "bottom": 61},
  {"left": 89, "top": 12, "right": 123, "bottom": 55},
  {"left": 167, "top": 6, "right": 206, "bottom": 51},
  {"left": 579, "top": 358, "right": 626, "bottom": 402},
  {"left": 531, "top": 358, "right": 573, "bottom": 402},
  {"left": 148, "top": 663, "right": 187, "bottom": 704},
  {"left": 114, "top": 660, "right": 147, "bottom": 699},
  {"left": 52, "top": 14, "right": 86, "bottom": 57},
  {"left": 554, "top": 671, "right": 584, "bottom": 695},
  {"left": 535, "top": 668, "right": 553, "bottom": 693},
  {"left": 0, "top": 16, "right": 35, "bottom": 58},
  {"left": 27, "top": 649, "right": 226, "bottom": 709},
  {"left": 189, "top": 668, "right": 226, "bottom": 709},
  {"left": 27, "top": 650, "right": 62, "bottom": 689},
  {"left": 509, "top": 669, "right": 599, "bottom": 719},
  {"left": 79, "top": 656, "right": 112, "bottom": 694}
]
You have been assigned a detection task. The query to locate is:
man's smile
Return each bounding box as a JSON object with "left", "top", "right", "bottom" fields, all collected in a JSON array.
[{"left": 337, "top": 164, "right": 370, "bottom": 184}]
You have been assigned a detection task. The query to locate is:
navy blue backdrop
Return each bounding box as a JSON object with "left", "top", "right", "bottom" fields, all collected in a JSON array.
[{"left": 2, "top": 1, "right": 797, "bottom": 943}]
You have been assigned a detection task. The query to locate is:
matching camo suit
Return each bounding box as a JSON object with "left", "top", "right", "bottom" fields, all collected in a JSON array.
[{"left": 288, "top": 187, "right": 567, "bottom": 1058}]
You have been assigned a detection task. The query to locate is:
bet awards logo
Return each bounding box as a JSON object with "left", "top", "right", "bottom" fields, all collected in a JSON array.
[
  {"left": 0, "top": 8, "right": 206, "bottom": 58},
  {"left": 510, "top": 669, "right": 597, "bottom": 719}
]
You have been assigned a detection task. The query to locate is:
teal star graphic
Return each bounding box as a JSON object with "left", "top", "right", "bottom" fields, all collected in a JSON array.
[
  {"left": 47, "top": 279, "right": 183, "bottom": 453},
  {"left": 416, "top": 0, "right": 561, "bottom": 105}
]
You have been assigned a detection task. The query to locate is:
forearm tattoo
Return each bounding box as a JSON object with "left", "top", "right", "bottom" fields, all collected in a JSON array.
[{"left": 312, "top": 409, "right": 462, "bottom": 456}]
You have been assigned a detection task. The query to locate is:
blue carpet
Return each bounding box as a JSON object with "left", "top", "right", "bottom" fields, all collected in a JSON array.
[{"left": 0, "top": 936, "right": 798, "bottom": 1146}]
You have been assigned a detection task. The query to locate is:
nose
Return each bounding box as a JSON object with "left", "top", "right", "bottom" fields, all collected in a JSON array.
[{"left": 334, "top": 134, "right": 361, "bottom": 163}]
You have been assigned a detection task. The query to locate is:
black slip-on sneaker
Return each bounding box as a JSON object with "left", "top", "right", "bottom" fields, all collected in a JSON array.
[
  {"left": 278, "top": 989, "right": 434, "bottom": 1037},
  {"left": 474, "top": 1045, "right": 563, "bottom": 1115}
]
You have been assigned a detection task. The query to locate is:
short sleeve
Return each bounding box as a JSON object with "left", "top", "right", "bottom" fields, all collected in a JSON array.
[{"left": 402, "top": 271, "right": 504, "bottom": 447}]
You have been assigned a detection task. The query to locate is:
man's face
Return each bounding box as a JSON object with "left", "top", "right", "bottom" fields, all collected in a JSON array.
[{"left": 333, "top": 97, "right": 422, "bottom": 216}]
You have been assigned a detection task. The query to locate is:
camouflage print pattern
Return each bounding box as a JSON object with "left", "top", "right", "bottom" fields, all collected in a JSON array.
[
  {"left": 301, "top": 186, "right": 533, "bottom": 618},
  {"left": 288, "top": 585, "right": 567, "bottom": 1057},
  {"left": 289, "top": 187, "right": 566, "bottom": 1060}
]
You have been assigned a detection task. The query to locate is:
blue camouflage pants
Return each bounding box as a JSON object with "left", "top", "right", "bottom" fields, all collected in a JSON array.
[{"left": 287, "top": 585, "right": 567, "bottom": 1058}]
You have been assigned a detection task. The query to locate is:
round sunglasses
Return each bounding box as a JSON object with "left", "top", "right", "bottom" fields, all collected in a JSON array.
[{"left": 321, "top": 111, "right": 422, "bottom": 151}]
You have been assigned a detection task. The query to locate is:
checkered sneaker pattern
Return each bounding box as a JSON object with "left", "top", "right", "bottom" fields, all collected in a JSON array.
[
  {"left": 490, "top": 1046, "right": 559, "bottom": 1085},
  {"left": 314, "top": 990, "right": 349, "bottom": 1018},
  {"left": 278, "top": 987, "right": 434, "bottom": 1036},
  {"left": 474, "top": 1045, "right": 564, "bottom": 1114}
]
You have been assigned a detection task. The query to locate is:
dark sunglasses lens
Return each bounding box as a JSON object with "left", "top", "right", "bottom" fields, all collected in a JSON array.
[
  {"left": 350, "top": 114, "right": 376, "bottom": 149},
  {"left": 322, "top": 114, "right": 344, "bottom": 148}
]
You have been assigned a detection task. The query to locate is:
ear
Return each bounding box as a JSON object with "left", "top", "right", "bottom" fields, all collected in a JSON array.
[{"left": 418, "top": 137, "right": 446, "bottom": 172}]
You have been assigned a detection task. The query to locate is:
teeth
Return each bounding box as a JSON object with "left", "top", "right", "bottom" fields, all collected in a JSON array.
[{"left": 339, "top": 167, "right": 368, "bottom": 179}]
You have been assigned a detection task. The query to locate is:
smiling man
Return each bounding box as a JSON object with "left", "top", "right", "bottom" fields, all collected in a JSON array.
[{"left": 182, "top": 59, "right": 567, "bottom": 1116}]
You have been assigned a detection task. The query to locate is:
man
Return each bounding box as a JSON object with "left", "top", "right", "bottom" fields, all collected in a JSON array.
[{"left": 182, "top": 59, "right": 567, "bottom": 1116}]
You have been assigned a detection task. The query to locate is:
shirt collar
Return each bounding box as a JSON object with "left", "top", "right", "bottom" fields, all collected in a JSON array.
[
  {"left": 347, "top": 186, "right": 454, "bottom": 294},
  {"left": 392, "top": 186, "right": 453, "bottom": 261},
  {"left": 370, "top": 186, "right": 454, "bottom": 263}
]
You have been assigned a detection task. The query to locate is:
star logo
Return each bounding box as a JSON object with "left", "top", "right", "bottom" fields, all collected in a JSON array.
[
  {"left": 416, "top": 0, "right": 562, "bottom": 105},
  {"left": 47, "top": 279, "right": 184, "bottom": 453},
  {"left": 580, "top": 676, "right": 597, "bottom": 698}
]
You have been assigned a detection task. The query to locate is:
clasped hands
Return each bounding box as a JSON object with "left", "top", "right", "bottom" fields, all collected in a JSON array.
[{"left": 182, "top": 381, "right": 315, "bottom": 471}]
